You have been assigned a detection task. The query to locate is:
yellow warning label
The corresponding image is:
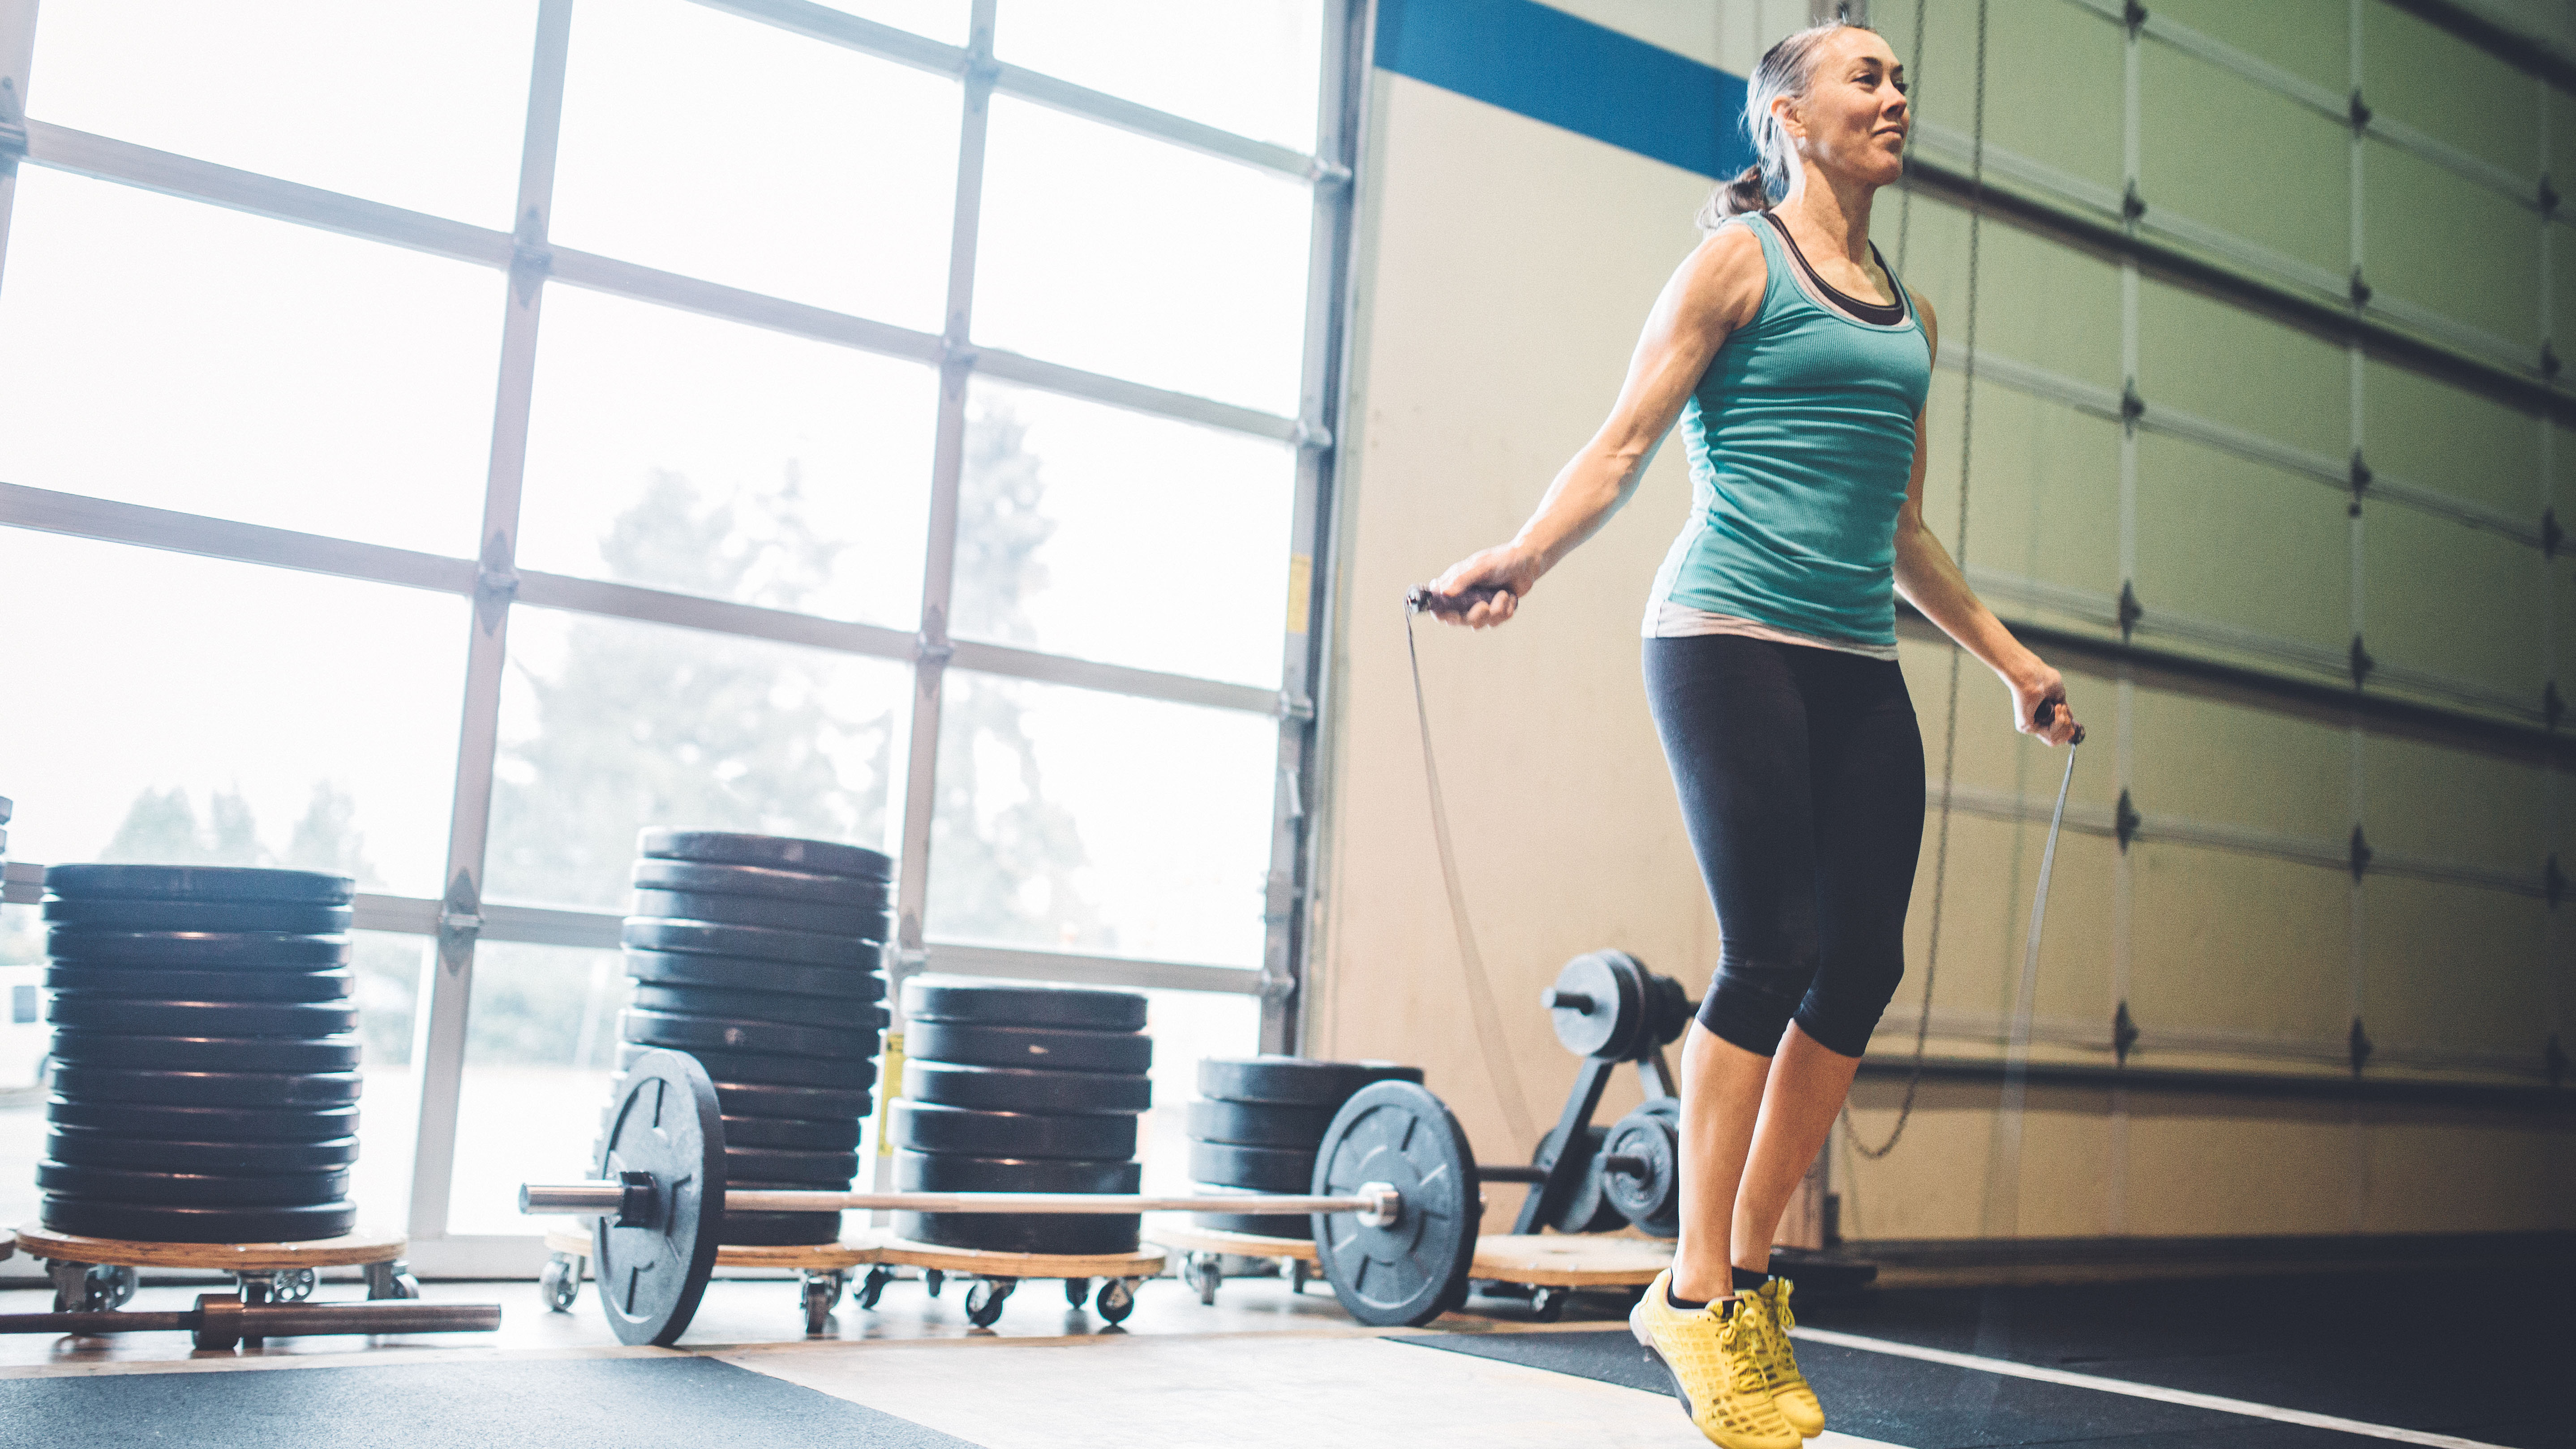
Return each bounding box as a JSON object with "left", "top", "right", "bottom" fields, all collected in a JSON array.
[
  {"left": 1285, "top": 553, "right": 1313, "bottom": 634},
  {"left": 874, "top": 1032, "right": 905, "bottom": 1156}
]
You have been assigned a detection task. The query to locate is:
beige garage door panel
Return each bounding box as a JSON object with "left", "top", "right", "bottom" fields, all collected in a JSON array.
[
  {"left": 2129, "top": 842, "right": 2349, "bottom": 1040},
  {"left": 2361, "top": 876, "right": 2549, "bottom": 1054},
  {"left": 2361, "top": 503, "right": 2544, "bottom": 702},
  {"left": 2365, "top": 142, "right": 2542, "bottom": 352},
  {"left": 2361, "top": 0, "right": 2544, "bottom": 179},
  {"left": 1901, "top": 639, "right": 2125, "bottom": 811},
  {"left": 2134, "top": 433, "right": 2348, "bottom": 657},
  {"left": 1916, "top": 0, "right": 2124, "bottom": 194},
  {"left": 2150, "top": 0, "right": 2348, "bottom": 95},
  {"left": 2141, "top": 44, "right": 2352, "bottom": 281},
  {"left": 2361, "top": 734, "right": 2546, "bottom": 874},
  {"left": 1918, "top": 374, "right": 2121, "bottom": 601},
  {"left": 1900, "top": 811, "right": 2114, "bottom": 1028},
  {"left": 2138, "top": 281, "right": 2347, "bottom": 459},
  {"left": 1892, "top": 193, "right": 2123, "bottom": 393},
  {"left": 2129, "top": 686, "right": 2350, "bottom": 842},
  {"left": 2359, "top": 1116, "right": 2576, "bottom": 1233},
  {"left": 2364, "top": 360, "right": 2542, "bottom": 519},
  {"left": 2124, "top": 1112, "right": 2355, "bottom": 1237}
]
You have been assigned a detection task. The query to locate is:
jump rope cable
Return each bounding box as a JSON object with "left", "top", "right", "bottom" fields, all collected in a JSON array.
[
  {"left": 1844, "top": 0, "right": 1986, "bottom": 1161},
  {"left": 1404, "top": 608, "right": 1541, "bottom": 1148}
]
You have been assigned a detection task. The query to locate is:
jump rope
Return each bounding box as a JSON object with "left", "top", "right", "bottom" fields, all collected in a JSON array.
[{"left": 1397, "top": 3, "right": 2080, "bottom": 1221}]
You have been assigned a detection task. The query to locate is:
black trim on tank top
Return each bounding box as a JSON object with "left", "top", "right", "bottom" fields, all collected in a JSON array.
[{"left": 1766, "top": 212, "right": 1907, "bottom": 326}]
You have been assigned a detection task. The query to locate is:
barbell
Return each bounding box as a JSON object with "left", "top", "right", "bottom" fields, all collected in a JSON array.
[
  {"left": 0, "top": 1294, "right": 499, "bottom": 1350},
  {"left": 523, "top": 1049, "right": 1573, "bottom": 1344}
]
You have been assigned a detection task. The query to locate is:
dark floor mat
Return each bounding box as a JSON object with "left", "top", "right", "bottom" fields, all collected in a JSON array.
[
  {"left": 1392, "top": 1328, "right": 2512, "bottom": 1449},
  {"left": 0, "top": 1355, "right": 982, "bottom": 1449}
]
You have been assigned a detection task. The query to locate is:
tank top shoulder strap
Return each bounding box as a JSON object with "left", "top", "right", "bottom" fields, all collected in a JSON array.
[{"left": 1718, "top": 210, "right": 1789, "bottom": 326}]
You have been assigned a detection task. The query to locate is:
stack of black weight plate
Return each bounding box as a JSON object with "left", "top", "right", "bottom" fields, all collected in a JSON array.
[
  {"left": 892, "top": 976, "right": 1151, "bottom": 1255},
  {"left": 38, "top": 864, "right": 363, "bottom": 1243},
  {"left": 611, "top": 829, "right": 892, "bottom": 1247},
  {"left": 1188, "top": 1056, "right": 1425, "bottom": 1239}
]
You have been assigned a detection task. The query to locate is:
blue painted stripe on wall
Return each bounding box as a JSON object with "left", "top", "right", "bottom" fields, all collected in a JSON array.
[{"left": 1375, "top": 0, "right": 1755, "bottom": 181}]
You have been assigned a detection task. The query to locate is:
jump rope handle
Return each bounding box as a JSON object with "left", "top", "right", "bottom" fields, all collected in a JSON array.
[
  {"left": 2036, "top": 698, "right": 2086, "bottom": 747},
  {"left": 1405, "top": 583, "right": 1509, "bottom": 616}
]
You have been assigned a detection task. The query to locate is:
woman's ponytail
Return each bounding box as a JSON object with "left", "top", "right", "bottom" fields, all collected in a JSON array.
[{"left": 1694, "top": 21, "right": 1870, "bottom": 233}]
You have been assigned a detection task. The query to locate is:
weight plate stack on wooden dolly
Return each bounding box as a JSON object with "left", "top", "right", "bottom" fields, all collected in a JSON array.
[
  {"left": 891, "top": 975, "right": 1151, "bottom": 1260},
  {"left": 608, "top": 829, "right": 893, "bottom": 1248},
  {"left": 1185, "top": 1056, "right": 1424, "bottom": 1240},
  {"left": 35, "top": 864, "right": 365, "bottom": 1244}
]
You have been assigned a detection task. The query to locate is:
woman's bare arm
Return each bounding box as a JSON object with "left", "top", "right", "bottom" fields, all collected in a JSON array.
[
  {"left": 1889, "top": 293, "right": 2081, "bottom": 745},
  {"left": 1428, "top": 226, "right": 1768, "bottom": 628}
]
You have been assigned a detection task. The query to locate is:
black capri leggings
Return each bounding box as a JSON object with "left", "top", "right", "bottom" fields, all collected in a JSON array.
[{"left": 1643, "top": 634, "right": 1926, "bottom": 1059}]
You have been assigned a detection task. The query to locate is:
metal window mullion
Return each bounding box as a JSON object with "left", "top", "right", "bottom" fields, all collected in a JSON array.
[
  {"left": 407, "top": 0, "right": 570, "bottom": 1245},
  {"left": 1260, "top": 0, "right": 1364, "bottom": 1055},
  {"left": 0, "top": 0, "right": 39, "bottom": 296},
  {"left": 887, "top": 0, "right": 994, "bottom": 1136}
]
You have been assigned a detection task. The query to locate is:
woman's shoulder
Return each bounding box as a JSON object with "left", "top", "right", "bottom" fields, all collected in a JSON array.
[{"left": 1680, "top": 222, "right": 1771, "bottom": 332}]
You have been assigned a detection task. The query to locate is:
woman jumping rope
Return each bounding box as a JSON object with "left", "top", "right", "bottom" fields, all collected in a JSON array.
[{"left": 1424, "top": 21, "right": 2080, "bottom": 1449}]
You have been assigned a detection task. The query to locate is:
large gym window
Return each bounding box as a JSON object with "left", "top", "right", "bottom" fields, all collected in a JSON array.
[{"left": 0, "top": 0, "right": 1356, "bottom": 1266}]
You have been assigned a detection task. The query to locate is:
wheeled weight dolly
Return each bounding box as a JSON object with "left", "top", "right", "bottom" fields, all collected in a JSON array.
[
  {"left": 1468, "top": 1234, "right": 1671, "bottom": 1321},
  {"left": 540, "top": 1227, "right": 881, "bottom": 1335},
  {"left": 13, "top": 1224, "right": 422, "bottom": 1321},
  {"left": 1146, "top": 1222, "right": 1318, "bottom": 1306}
]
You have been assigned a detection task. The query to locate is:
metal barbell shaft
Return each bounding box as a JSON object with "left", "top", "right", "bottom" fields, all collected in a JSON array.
[
  {"left": 522, "top": 1183, "right": 1385, "bottom": 1217},
  {"left": 0, "top": 1298, "right": 501, "bottom": 1338}
]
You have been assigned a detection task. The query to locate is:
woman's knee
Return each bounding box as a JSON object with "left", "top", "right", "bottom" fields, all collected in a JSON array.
[
  {"left": 1697, "top": 952, "right": 1817, "bottom": 1057},
  {"left": 1793, "top": 953, "right": 1904, "bottom": 1058}
]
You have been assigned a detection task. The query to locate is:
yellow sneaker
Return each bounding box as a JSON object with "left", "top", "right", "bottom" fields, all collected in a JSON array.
[
  {"left": 1748, "top": 1276, "right": 1825, "bottom": 1439},
  {"left": 1629, "top": 1270, "right": 1803, "bottom": 1449}
]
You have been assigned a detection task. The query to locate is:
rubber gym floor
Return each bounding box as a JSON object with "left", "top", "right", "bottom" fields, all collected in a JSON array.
[{"left": 1, "top": 1260, "right": 2563, "bottom": 1449}]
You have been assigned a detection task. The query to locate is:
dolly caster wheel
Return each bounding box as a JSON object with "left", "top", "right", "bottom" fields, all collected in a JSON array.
[
  {"left": 1097, "top": 1278, "right": 1137, "bottom": 1325},
  {"left": 541, "top": 1255, "right": 582, "bottom": 1312},
  {"left": 923, "top": 1268, "right": 945, "bottom": 1299},
  {"left": 364, "top": 1260, "right": 421, "bottom": 1300},
  {"left": 1185, "top": 1253, "right": 1222, "bottom": 1306},
  {"left": 1063, "top": 1277, "right": 1091, "bottom": 1311},
  {"left": 1531, "top": 1286, "right": 1568, "bottom": 1322},
  {"left": 802, "top": 1271, "right": 844, "bottom": 1335},
  {"left": 854, "top": 1265, "right": 893, "bottom": 1310},
  {"left": 964, "top": 1278, "right": 1015, "bottom": 1328}
]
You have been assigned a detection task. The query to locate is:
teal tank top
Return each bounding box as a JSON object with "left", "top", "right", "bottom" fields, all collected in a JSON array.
[{"left": 1646, "top": 211, "right": 1933, "bottom": 647}]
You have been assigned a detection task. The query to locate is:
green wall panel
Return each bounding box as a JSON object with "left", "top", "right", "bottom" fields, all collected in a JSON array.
[
  {"left": 2362, "top": 503, "right": 2543, "bottom": 702},
  {"left": 2135, "top": 433, "right": 2348, "bottom": 657},
  {"left": 1890, "top": 194, "right": 2125, "bottom": 393},
  {"left": 2138, "top": 279, "right": 2346, "bottom": 459},
  {"left": 2365, "top": 139, "right": 2542, "bottom": 351},
  {"left": 2365, "top": 359, "right": 2541, "bottom": 519},
  {"left": 1916, "top": 0, "right": 2123, "bottom": 193},
  {"left": 2148, "top": 0, "right": 2348, "bottom": 96},
  {"left": 2361, "top": 736, "right": 2546, "bottom": 875},
  {"left": 1917, "top": 374, "right": 2120, "bottom": 601},
  {"left": 2129, "top": 843, "right": 2348, "bottom": 1041},
  {"left": 2142, "top": 43, "right": 2352, "bottom": 280},
  {"left": 2362, "top": 877, "right": 2549, "bottom": 1055},
  {"left": 2362, "top": 0, "right": 2542, "bottom": 179},
  {"left": 2130, "top": 689, "right": 2351, "bottom": 843}
]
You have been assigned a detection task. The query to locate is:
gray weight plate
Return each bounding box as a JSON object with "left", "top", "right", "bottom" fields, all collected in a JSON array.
[
  {"left": 620, "top": 1008, "right": 877, "bottom": 1062},
  {"left": 42, "top": 864, "right": 354, "bottom": 904},
  {"left": 1602, "top": 1102, "right": 1680, "bottom": 1238},
  {"left": 595, "top": 1048, "right": 726, "bottom": 1345},
  {"left": 627, "top": 888, "right": 884, "bottom": 939},
  {"left": 46, "top": 1098, "right": 359, "bottom": 1142},
  {"left": 47, "top": 997, "right": 360, "bottom": 1036},
  {"left": 35, "top": 1160, "right": 350, "bottom": 1206},
  {"left": 892, "top": 1211, "right": 1139, "bottom": 1256},
  {"left": 1535, "top": 1123, "right": 1627, "bottom": 1235},
  {"left": 1311, "top": 1080, "right": 1480, "bottom": 1327},
  {"left": 631, "top": 858, "right": 890, "bottom": 907},
  {"left": 893, "top": 1151, "right": 1141, "bottom": 1195},
  {"left": 620, "top": 917, "right": 881, "bottom": 969},
  {"left": 616, "top": 1042, "right": 877, "bottom": 1090},
  {"left": 722, "top": 1115, "right": 861, "bottom": 1151},
  {"left": 1187, "top": 1140, "right": 1316, "bottom": 1193},
  {"left": 40, "top": 1197, "right": 356, "bottom": 1244},
  {"left": 902, "top": 1059, "right": 1150, "bottom": 1116},
  {"left": 1191, "top": 1210, "right": 1314, "bottom": 1241},
  {"left": 703, "top": 1078, "right": 873, "bottom": 1120},
  {"left": 891, "top": 1102, "right": 1137, "bottom": 1161},
  {"left": 47, "top": 1032, "right": 363, "bottom": 1072},
  {"left": 42, "top": 931, "right": 351, "bottom": 969},
  {"left": 637, "top": 829, "right": 891, "bottom": 881},
  {"left": 629, "top": 982, "right": 884, "bottom": 1029},
  {"left": 1195, "top": 1056, "right": 1424, "bottom": 1107},
  {"left": 717, "top": 1208, "right": 845, "bottom": 1247},
  {"left": 906, "top": 1020, "right": 1152, "bottom": 1075},
  {"left": 1545, "top": 949, "right": 1647, "bottom": 1060},
  {"left": 623, "top": 949, "right": 884, "bottom": 1001},
  {"left": 45, "top": 966, "right": 354, "bottom": 1002},
  {"left": 51, "top": 1066, "right": 363, "bottom": 1108},
  {"left": 44, "top": 1128, "right": 361, "bottom": 1174},
  {"left": 727, "top": 1146, "right": 859, "bottom": 1186},
  {"left": 1185, "top": 1098, "right": 1335, "bottom": 1148},
  {"left": 900, "top": 974, "right": 1146, "bottom": 1032},
  {"left": 44, "top": 898, "right": 354, "bottom": 934}
]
